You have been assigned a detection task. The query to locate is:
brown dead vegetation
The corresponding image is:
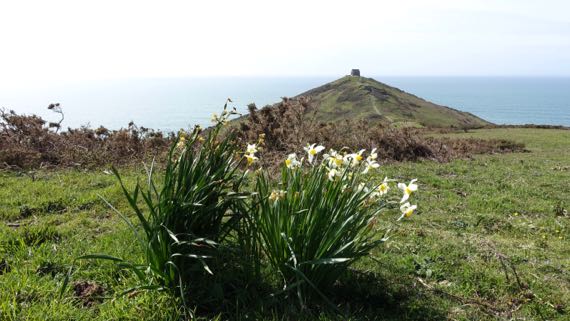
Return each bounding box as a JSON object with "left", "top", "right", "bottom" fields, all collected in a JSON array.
[
  {"left": 1, "top": 98, "right": 526, "bottom": 170},
  {"left": 235, "top": 98, "right": 526, "bottom": 168},
  {"left": 0, "top": 108, "right": 171, "bottom": 169}
]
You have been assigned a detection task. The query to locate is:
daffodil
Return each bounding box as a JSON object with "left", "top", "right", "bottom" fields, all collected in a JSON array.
[
  {"left": 327, "top": 168, "right": 339, "bottom": 181},
  {"left": 323, "top": 149, "right": 344, "bottom": 168},
  {"left": 368, "top": 148, "right": 378, "bottom": 161},
  {"left": 377, "top": 177, "right": 390, "bottom": 196},
  {"left": 354, "top": 149, "right": 365, "bottom": 162},
  {"left": 176, "top": 136, "right": 186, "bottom": 149},
  {"left": 344, "top": 149, "right": 365, "bottom": 167},
  {"left": 269, "top": 189, "right": 286, "bottom": 202},
  {"left": 285, "top": 153, "right": 301, "bottom": 169},
  {"left": 332, "top": 155, "right": 345, "bottom": 168},
  {"left": 399, "top": 202, "right": 417, "bottom": 220},
  {"left": 246, "top": 143, "right": 258, "bottom": 154},
  {"left": 304, "top": 143, "right": 325, "bottom": 164},
  {"left": 357, "top": 182, "right": 369, "bottom": 193},
  {"left": 398, "top": 179, "right": 418, "bottom": 203},
  {"left": 362, "top": 159, "right": 380, "bottom": 174},
  {"left": 245, "top": 153, "right": 258, "bottom": 166}
]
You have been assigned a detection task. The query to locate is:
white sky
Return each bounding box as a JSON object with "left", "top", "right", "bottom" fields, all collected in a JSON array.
[{"left": 1, "top": 0, "right": 570, "bottom": 85}]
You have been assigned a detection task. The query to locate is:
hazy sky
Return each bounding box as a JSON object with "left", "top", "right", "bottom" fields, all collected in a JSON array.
[{"left": 1, "top": 0, "right": 570, "bottom": 86}]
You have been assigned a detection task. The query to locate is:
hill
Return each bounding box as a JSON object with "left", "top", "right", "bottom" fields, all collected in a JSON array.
[{"left": 293, "top": 75, "right": 491, "bottom": 128}]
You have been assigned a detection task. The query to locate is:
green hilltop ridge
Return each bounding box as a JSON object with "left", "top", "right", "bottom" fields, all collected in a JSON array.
[{"left": 292, "top": 74, "right": 492, "bottom": 128}]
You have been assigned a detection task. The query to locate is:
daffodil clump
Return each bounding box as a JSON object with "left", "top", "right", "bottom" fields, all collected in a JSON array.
[
  {"left": 68, "top": 102, "right": 246, "bottom": 311},
  {"left": 247, "top": 142, "right": 419, "bottom": 304},
  {"left": 74, "top": 104, "right": 420, "bottom": 313}
]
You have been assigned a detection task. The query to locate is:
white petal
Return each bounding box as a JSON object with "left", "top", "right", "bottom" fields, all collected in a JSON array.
[{"left": 397, "top": 183, "right": 406, "bottom": 190}]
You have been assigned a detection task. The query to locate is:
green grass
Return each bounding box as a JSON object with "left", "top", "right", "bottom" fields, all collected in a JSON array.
[{"left": 1, "top": 128, "right": 569, "bottom": 320}]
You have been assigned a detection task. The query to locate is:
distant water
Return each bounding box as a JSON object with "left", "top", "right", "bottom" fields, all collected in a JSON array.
[{"left": 1, "top": 77, "right": 569, "bottom": 131}]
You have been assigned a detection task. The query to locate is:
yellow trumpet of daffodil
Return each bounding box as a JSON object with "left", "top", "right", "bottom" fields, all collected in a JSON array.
[
  {"left": 285, "top": 153, "right": 301, "bottom": 169},
  {"left": 303, "top": 143, "right": 325, "bottom": 164},
  {"left": 399, "top": 202, "right": 417, "bottom": 220},
  {"left": 245, "top": 153, "right": 258, "bottom": 166}
]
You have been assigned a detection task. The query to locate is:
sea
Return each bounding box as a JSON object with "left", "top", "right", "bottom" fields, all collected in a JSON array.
[{"left": 1, "top": 77, "right": 569, "bottom": 131}]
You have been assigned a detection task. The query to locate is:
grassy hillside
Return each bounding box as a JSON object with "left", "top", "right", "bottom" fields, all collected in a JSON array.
[
  {"left": 0, "top": 128, "right": 568, "bottom": 320},
  {"left": 296, "top": 76, "right": 491, "bottom": 128}
]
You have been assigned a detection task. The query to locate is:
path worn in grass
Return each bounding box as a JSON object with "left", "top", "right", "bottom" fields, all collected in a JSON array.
[{"left": 0, "top": 128, "right": 568, "bottom": 320}]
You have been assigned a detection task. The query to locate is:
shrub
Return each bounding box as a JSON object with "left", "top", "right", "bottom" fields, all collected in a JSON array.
[
  {"left": 0, "top": 108, "right": 170, "bottom": 169},
  {"left": 245, "top": 144, "right": 418, "bottom": 306}
]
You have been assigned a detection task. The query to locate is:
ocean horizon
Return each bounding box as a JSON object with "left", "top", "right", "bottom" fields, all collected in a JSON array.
[{"left": 2, "top": 76, "right": 569, "bottom": 131}]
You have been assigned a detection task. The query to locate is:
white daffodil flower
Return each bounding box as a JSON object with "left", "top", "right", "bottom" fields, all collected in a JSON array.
[
  {"left": 357, "top": 182, "right": 369, "bottom": 193},
  {"left": 362, "top": 159, "right": 380, "bottom": 174},
  {"left": 345, "top": 149, "right": 366, "bottom": 167},
  {"left": 398, "top": 179, "right": 418, "bottom": 203},
  {"left": 244, "top": 153, "right": 258, "bottom": 166},
  {"left": 399, "top": 202, "right": 417, "bottom": 220},
  {"left": 324, "top": 149, "right": 344, "bottom": 168},
  {"left": 246, "top": 143, "right": 258, "bottom": 154},
  {"left": 368, "top": 148, "right": 378, "bottom": 161},
  {"left": 304, "top": 143, "right": 325, "bottom": 164},
  {"left": 343, "top": 154, "right": 354, "bottom": 166},
  {"left": 354, "top": 149, "right": 365, "bottom": 162},
  {"left": 285, "top": 153, "right": 301, "bottom": 169},
  {"left": 377, "top": 177, "right": 390, "bottom": 196},
  {"left": 327, "top": 168, "right": 339, "bottom": 181}
]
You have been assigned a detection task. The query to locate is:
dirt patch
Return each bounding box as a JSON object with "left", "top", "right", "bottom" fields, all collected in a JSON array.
[{"left": 73, "top": 281, "right": 105, "bottom": 307}]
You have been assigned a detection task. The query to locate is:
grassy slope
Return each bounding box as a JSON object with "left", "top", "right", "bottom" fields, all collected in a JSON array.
[
  {"left": 0, "top": 128, "right": 568, "bottom": 320},
  {"left": 296, "top": 76, "right": 492, "bottom": 128}
]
